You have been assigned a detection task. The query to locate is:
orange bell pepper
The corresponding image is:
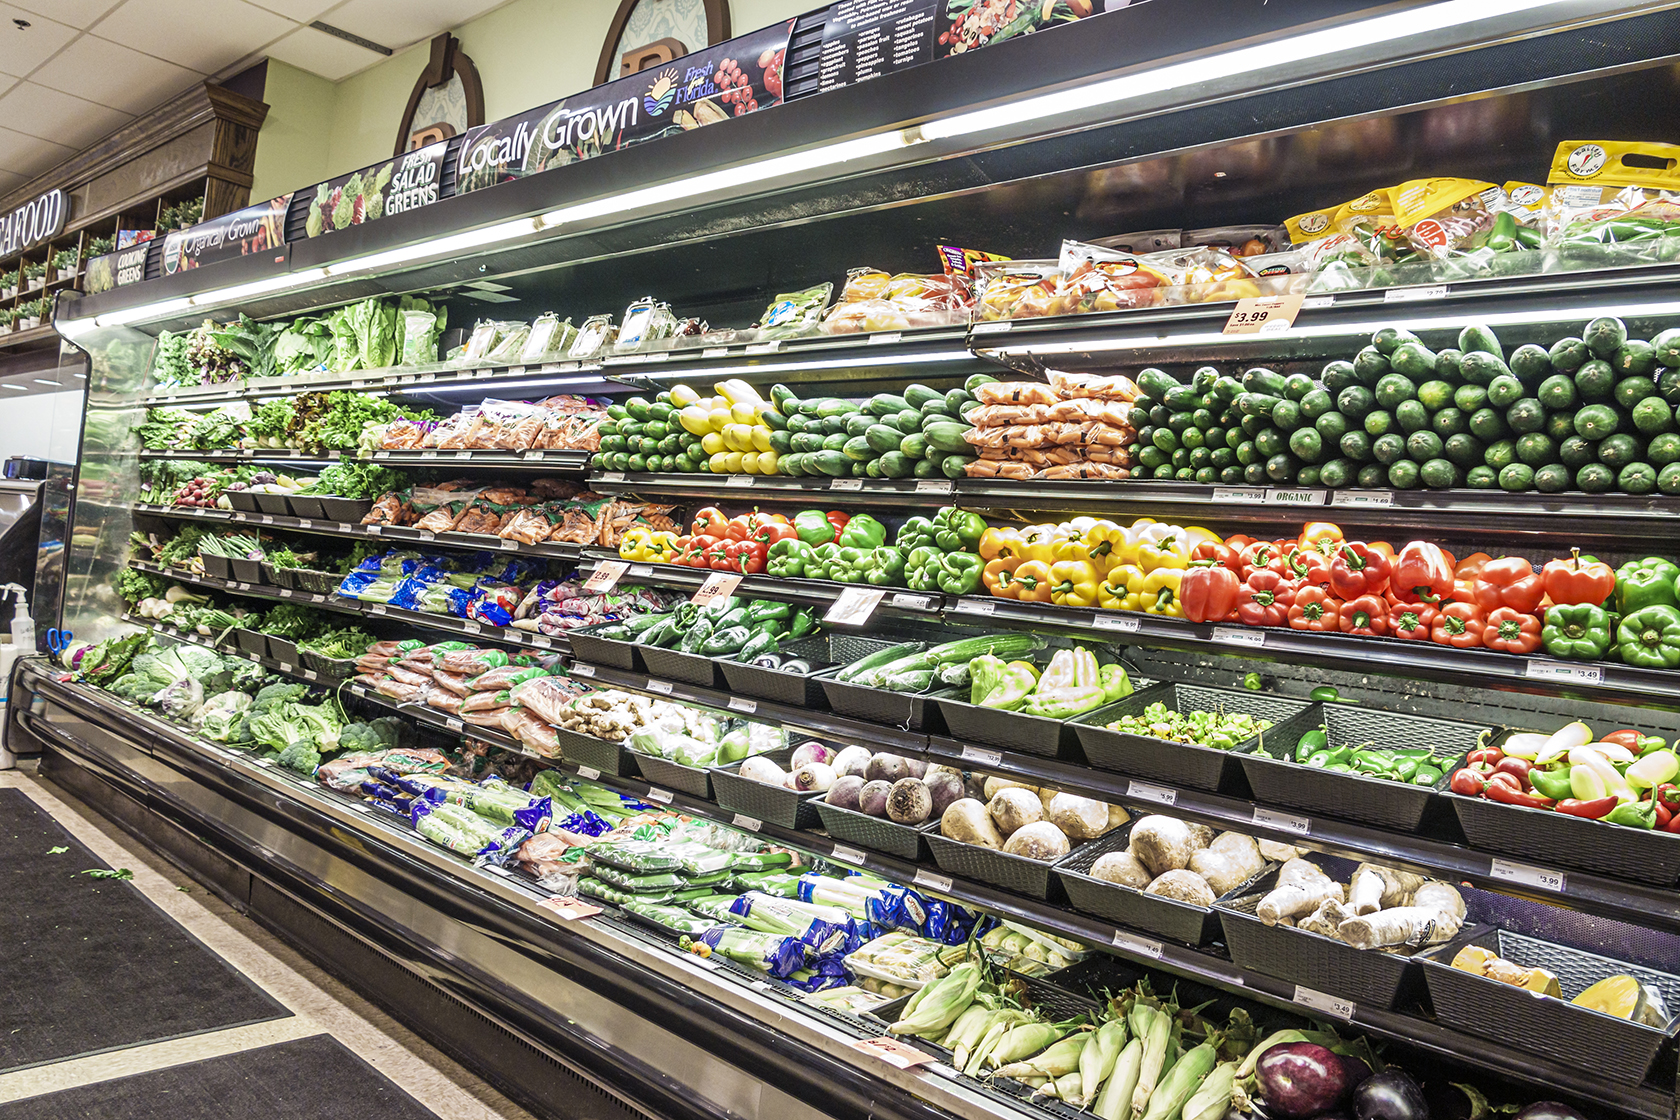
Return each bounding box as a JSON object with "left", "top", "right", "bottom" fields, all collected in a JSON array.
[
  {"left": 1482, "top": 607, "right": 1543, "bottom": 654},
  {"left": 1011, "top": 559, "right": 1054, "bottom": 603},
  {"left": 983, "top": 556, "right": 1023, "bottom": 598},
  {"left": 978, "top": 527, "right": 1026, "bottom": 562},
  {"left": 1298, "top": 522, "right": 1344, "bottom": 558}
]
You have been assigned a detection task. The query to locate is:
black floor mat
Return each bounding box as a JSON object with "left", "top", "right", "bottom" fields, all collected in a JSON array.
[
  {"left": 0, "top": 787, "right": 288, "bottom": 1072},
  {"left": 0, "top": 1034, "right": 441, "bottom": 1119}
]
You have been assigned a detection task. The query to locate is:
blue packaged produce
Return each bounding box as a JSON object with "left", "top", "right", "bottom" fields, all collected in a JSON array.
[{"left": 697, "top": 926, "right": 808, "bottom": 979}]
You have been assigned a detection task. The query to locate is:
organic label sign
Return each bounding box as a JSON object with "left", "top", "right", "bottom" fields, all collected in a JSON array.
[
  {"left": 455, "top": 21, "right": 793, "bottom": 194},
  {"left": 162, "top": 194, "right": 292, "bottom": 275},
  {"left": 303, "top": 142, "right": 449, "bottom": 237},
  {"left": 0, "top": 189, "right": 66, "bottom": 256}
]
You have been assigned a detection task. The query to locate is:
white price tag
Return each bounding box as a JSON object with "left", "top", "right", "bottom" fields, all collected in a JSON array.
[
  {"left": 584, "top": 561, "right": 629, "bottom": 593},
  {"left": 960, "top": 745, "right": 1002, "bottom": 766},
  {"left": 1293, "top": 985, "right": 1355, "bottom": 1021},
  {"left": 629, "top": 565, "right": 654, "bottom": 577},
  {"left": 303, "top": 669, "right": 318, "bottom": 681},
  {"left": 647, "top": 679, "right": 674, "bottom": 695},
  {"left": 890, "top": 593, "right": 932, "bottom": 610},
  {"left": 727, "top": 697, "right": 758, "bottom": 714},
  {"left": 576, "top": 766, "right": 602, "bottom": 780},
  {"left": 367, "top": 524, "right": 382, "bottom": 535},
  {"left": 351, "top": 685, "right": 367, "bottom": 697},
  {"left": 1524, "top": 660, "right": 1603, "bottom": 686},
  {"left": 1127, "top": 780, "right": 1177, "bottom": 806},
  {"left": 1253, "top": 806, "right": 1311, "bottom": 835},
  {"left": 297, "top": 519, "right": 312, "bottom": 528},
  {"left": 970, "top": 320, "right": 1012, "bottom": 335},
  {"left": 474, "top": 367, "right": 494, "bottom": 379},
  {"left": 1111, "top": 930, "right": 1164, "bottom": 959},
  {"left": 852, "top": 1037, "right": 936, "bottom": 1069},
  {"left": 1301, "top": 296, "right": 1335, "bottom": 309},
  {"left": 914, "top": 479, "right": 953, "bottom": 494},
  {"left": 371, "top": 604, "right": 388, "bottom": 615},
  {"left": 913, "top": 869, "right": 953, "bottom": 893},
  {"left": 507, "top": 366, "right": 526, "bottom": 376},
  {"left": 259, "top": 515, "right": 274, "bottom": 524},
  {"left": 498, "top": 539, "right": 519, "bottom": 550},
  {"left": 278, "top": 662, "right": 294, "bottom": 673},
  {"left": 1265, "top": 488, "right": 1327, "bottom": 506},
  {"left": 1212, "top": 626, "right": 1264, "bottom": 647},
  {"left": 828, "top": 845, "right": 866, "bottom": 866},
  {"left": 1092, "top": 613, "right": 1140, "bottom": 633},
  {"left": 725, "top": 474, "right": 754, "bottom": 487},
  {"left": 691, "top": 571, "right": 743, "bottom": 607},
  {"left": 416, "top": 530, "right": 435, "bottom": 541},
  {"left": 745, "top": 340, "right": 781, "bottom": 354},
  {"left": 732, "top": 813, "right": 763, "bottom": 832},
  {"left": 955, "top": 599, "right": 996, "bottom": 616},
  {"left": 1332, "top": 490, "right": 1394, "bottom": 508},
  {"left": 600, "top": 471, "right": 626, "bottom": 483},
  {"left": 829, "top": 478, "right": 864, "bottom": 491},
  {"left": 531, "top": 635, "right": 553, "bottom": 648},
  {"left": 825, "top": 586, "right": 884, "bottom": 626},
  {"left": 337, "top": 523, "right": 353, "bottom": 533},
  {"left": 572, "top": 664, "right": 596, "bottom": 678},
  {"left": 1223, "top": 292, "right": 1305, "bottom": 335},
  {"left": 1212, "top": 487, "right": 1266, "bottom": 504},
  {"left": 701, "top": 347, "right": 729, "bottom": 359},
  {"left": 868, "top": 331, "right": 904, "bottom": 345},
  {"left": 644, "top": 786, "right": 675, "bottom": 804},
  {"left": 463, "top": 620, "right": 482, "bottom": 634},
  {"left": 235, "top": 583, "right": 251, "bottom": 592},
  {"left": 279, "top": 589, "right": 294, "bottom": 598},
  {"left": 1384, "top": 285, "right": 1448, "bottom": 303},
  {"left": 523, "top": 450, "right": 543, "bottom": 460},
  {"left": 1489, "top": 858, "right": 1566, "bottom": 893},
  {"left": 537, "top": 897, "right": 603, "bottom": 921},
  {"left": 446, "top": 718, "right": 463, "bottom": 731}
]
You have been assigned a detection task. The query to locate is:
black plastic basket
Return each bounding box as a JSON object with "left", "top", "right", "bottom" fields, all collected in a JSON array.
[
  {"left": 924, "top": 826, "right": 1065, "bottom": 901},
  {"left": 1238, "top": 703, "right": 1485, "bottom": 831},
  {"left": 288, "top": 495, "right": 326, "bottom": 520},
  {"left": 934, "top": 693, "right": 1083, "bottom": 761},
  {"left": 711, "top": 748, "right": 821, "bottom": 829},
  {"left": 719, "top": 636, "right": 832, "bottom": 708},
  {"left": 320, "top": 496, "right": 373, "bottom": 522},
  {"left": 230, "top": 557, "right": 264, "bottom": 584},
  {"left": 553, "top": 726, "right": 641, "bottom": 778},
  {"left": 302, "top": 650, "right": 357, "bottom": 679},
  {"left": 817, "top": 634, "right": 950, "bottom": 731},
  {"left": 1055, "top": 820, "right": 1274, "bottom": 946},
  {"left": 254, "top": 493, "right": 291, "bottom": 516},
  {"left": 290, "top": 567, "right": 344, "bottom": 595},
  {"left": 1450, "top": 780, "right": 1680, "bottom": 888},
  {"left": 814, "top": 799, "right": 931, "bottom": 861},
  {"left": 200, "top": 554, "right": 232, "bottom": 580},
  {"left": 1073, "top": 683, "right": 1306, "bottom": 792},
  {"left": 637, "top": 645, "right": 725, "bottom": 688},
  {"left": 1419, "top": 928, "right": 1680, "bottom": 1085},
  {"left": 234, "top": 628, "right": 268, "bottom": 656},
  {"left": 566, "top": 621, "right": 643, "bottom": 671},
  {"left": 634, "top": 752, "right": 713, "bottom": 799},
  {"left": 1218, "top": 854, "right": 1422, "bottom": 1010},
  {"left": 266, "top": 636, "right": 300, "bottom": 665},
  {"left": 225, "top": 490, "right": 260, "bottom": 512}
]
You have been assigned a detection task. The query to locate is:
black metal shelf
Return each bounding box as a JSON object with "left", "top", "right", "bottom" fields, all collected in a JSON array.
[
  {"left": 137, "top": 449, "right": 342, "bottom": 464},
  {"left": 578, "top": 552, "right": 947, "bottom": 619},
  {"left": 134, "top": 448, "right": 594, "bottom": 472}
]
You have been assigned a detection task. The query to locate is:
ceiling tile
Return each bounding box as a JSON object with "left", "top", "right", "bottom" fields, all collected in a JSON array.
[
  {"left": 247, "top": 0, "right": 337, "bottom": 22},
  {"left": 0, "top": 3, "right": 77, "bottom": 77},
  {"left": 323, "top": 0, "right": 508, "bottom": 52},
  {"left": 0, "top": 125, "right": 75, "bottom": 181},
  {"left": 32, "top": 34, "right": 200, "bottom": 111},
  {"left": 264, "top": 23, "right": 384, "bottom": 81},
  {"left": 0, "top": 168, "right": 23, "bottom": 192},
  {"left": 8, "top": 0, "right": 123, "bottom": 30},
  {"left": 90, "top": 0, "right": 294, "bottom": 72},
  {"left": 0, "top": 81, "right": 133, "bottom": 148}
]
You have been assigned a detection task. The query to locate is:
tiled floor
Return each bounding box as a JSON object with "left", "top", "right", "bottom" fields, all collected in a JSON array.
[{"left": 0, "top": 765, "right": 539, "bottom": 1120}]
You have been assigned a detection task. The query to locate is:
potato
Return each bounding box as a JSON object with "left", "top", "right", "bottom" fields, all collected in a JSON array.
[
  {"left": 942, "top": 798, "right": 1004, "bottom": 849},
  {"left": 1129, "top": 815, "right": 1195, "bottom": 877},
  {"left": 1144, "top": 868, "right": 1217, "bottom": 906},
  {"left": 1003, "top": 821, "right": 1070, "bottom": 862},
  {"left": 983, "top": 776, "right": 1037, "bottom": 801},
  {"left": 1189, "top": 832, "right": 1264, "bottom": 895},
  {"left": 1048, "top": 793, "right": 1111, "bottom": 842},
  {"left": 1090, "top": 850, "right": 1152, "bottom": 889},
  {"left": 987, "top": 787, "right": 1043, "bottom": 837}
]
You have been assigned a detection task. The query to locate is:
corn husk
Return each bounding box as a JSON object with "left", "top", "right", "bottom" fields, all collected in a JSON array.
[
  {"left": 1078, "top": 1017, "right": 1128, "bottom": 1106},
  {"left": 994, "top": 1029, "right": 1089, "bottom": 1079},
  {"left": 888, "top": 962, "right": 980, "bottom": 1037},
  {"left": 1094, "top": 1038, "right": 1143, "bottom": 1120},
  {"left": 1131, "top": 1003, "right": 1173, "bottom": 1116},
  {"left": 1141, "top": 1041, "right": 1220, "bottom": 1120},
  {"left": 987, "top": 1021, "right": 1067, "bottom": 1069},
  {"left": 1181, "top": 1061, "right": 1236, "bottom": 1120}
]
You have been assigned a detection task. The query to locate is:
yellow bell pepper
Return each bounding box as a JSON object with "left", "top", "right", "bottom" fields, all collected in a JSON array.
[
  {"left": 1138, "top": 568, "right": 1185, "bottom": 616},
  {"left": 978, "top": 527, "right": 1026, "bottom": 562},
  {"left": 1182, "top": 525, "right": 1221, "bottom": 546},
  {"left": 1136, "top": 535, "right": 1191, "bottom": 573},
  {"left": 1017, "top": 524, "right": 1058, "bottom": 564},
  {"left": 1081, "top": 520, "right": 1129, "bottom": 572},
  {"left": 1049, "top": 559, "right": 1101, "bottom": 608},
  {"left": 1099, "top": 564, "right": 1145, "bottom": 611},
  {"left": 619, "top": 527, "right": 679, "bottom": 562}
]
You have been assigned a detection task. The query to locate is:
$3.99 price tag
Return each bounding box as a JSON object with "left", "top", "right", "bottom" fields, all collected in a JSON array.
[{"left": 1223, "top": 292, "right": 1305, "bottom": 335}]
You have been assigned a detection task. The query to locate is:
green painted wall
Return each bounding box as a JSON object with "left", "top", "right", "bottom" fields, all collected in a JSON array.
[{"left": 253, "top": 0, "right": 814, "bottom": 200}]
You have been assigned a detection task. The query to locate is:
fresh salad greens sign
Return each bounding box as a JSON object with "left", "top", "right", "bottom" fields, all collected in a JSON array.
[
  {"left": 455, "top": 20, "right": 792, "bottom": 194},
  {"left": 303, "top": 141, "right": 450, "bottom": 238}
]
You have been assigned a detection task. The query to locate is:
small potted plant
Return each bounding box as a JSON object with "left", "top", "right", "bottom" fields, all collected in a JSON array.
[
  {"left": 0, "top": 309, "right": 13, "bottom": 335},
  {"left": 23, "top": 261, "right": 46, "bottom": 291},
  {"left": 17, "top": 298, "right": 45, "bottom": 331},
  {"left": 51, "top": 247, "right": 77, "bottom": 283},
  {"left": 88, "top": 234, "right": 115, "bottom": 258},
  {"left": 160, "top": 197, "right": 204, "bottom": 232},
  {"left": 0, "top": 269, "right": 14, "bottom": 300}
]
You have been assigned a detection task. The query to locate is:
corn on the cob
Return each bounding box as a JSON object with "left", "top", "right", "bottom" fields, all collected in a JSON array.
[
  {"left": 1052, "top": 1070, "right": 1083, "bottom": 1101},
  {"left": 993, "top": 1029, "right": 1089, "bottom": 1079},
  {"left": 1131, "top": 1004, "right": 1173, "bottom": 1117},
  {"left": 1181, "top": 1061, "right": 1236, "bottom": 1120},
  {"left": 1140, "top": 1041, "right": 1220, "bottom": 1120},
  {"left": 986, "top": 1021, "right": 1067, "bottom": 1070},
  {"left": 1094, "top": 1038, "right": 1143, "bottom": 1120},
  {"left": 888, "top": 962, "right": 980, "bottom": 1037},
  {"left": 943, "top": 1004, "right": 996, "bottom": 1066},
  {"left": 953, "top": 1009, "right": 1024, "bottom": 1070},
  {"left": 1079, "top": 1017, "right": 1129, "bottom": 1106}
]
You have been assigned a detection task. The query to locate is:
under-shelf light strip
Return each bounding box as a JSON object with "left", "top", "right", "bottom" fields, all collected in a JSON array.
[{"left": 56, "top": 0, "right": 1570, "bottom": 339}]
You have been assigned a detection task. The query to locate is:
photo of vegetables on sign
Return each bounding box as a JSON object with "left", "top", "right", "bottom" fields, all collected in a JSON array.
[
  {"left": 161, "top": 193, "right": 292, "bottom": 276},
  {"left": 455, "top": 20, "right": 792, "bottom": 194},
  {"left": 304, "top": 142, "right": 449, "bottom": 238},
  {"left": 937, "top": 0, "right": 1099, "bottom": 56}
]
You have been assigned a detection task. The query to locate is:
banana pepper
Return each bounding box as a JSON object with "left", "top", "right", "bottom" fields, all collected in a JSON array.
[{"left": 1018, "top": 647, "right": 1108, "bottom": 719}]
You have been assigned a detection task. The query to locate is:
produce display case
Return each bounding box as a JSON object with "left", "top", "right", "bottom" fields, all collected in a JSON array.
[{"left": 31, "top": 4, "right": 1680, "bottom": 1120}]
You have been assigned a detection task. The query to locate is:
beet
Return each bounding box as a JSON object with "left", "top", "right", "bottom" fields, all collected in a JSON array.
[
  {"left": 903, "top": 757, "right": 928, "bottom": 779},
  {"left": 1351, "top": 1071, "right": 1427, "bottom": 1120},
  {"left": 1257, "top": 1043, "right": 1350, "bottom": 1119},
  {"left": 924, "top": 766, "right": 966, "bottom": 816},
  {"left": 858, "top": 779, "right": 892, "bottom": 817},
  {"left": 827, "top": 775, "right": 864, "bottom": 810},
  {"left": 886, "top": 778, "right": 932, "bottom": 824},
  {"left": 866, "top": 753, "right": 910, "bottom": 783}
]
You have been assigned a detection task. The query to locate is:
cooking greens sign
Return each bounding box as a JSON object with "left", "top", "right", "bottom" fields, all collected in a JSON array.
[
  {"left": 455, "top": 20, "right": 792, "bottom": 194},
  {"left": 303, "top": 142, "right": 450, "bottom": 238}
]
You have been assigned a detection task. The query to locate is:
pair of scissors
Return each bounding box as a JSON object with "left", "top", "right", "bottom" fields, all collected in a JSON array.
[{"left": 46, "top": 628, "right": 73, "bottom": 653}]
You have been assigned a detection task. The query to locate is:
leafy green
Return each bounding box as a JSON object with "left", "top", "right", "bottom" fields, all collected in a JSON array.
[
  {"left": 246, "top": 399, "right": 296, "bottom": 443},
  {"left": 298, "top": 626, "right": 375, "bottom": 659},
  {"left": 274, "top": 317, "right": 332, "bottom": 375},
  {"left": 81, "top": 868, "right": 133, "bottom": 880},
  {"left": 115, "top": 568, "right": 168, "bottom": 607},
  {"left": 311, "top": 460, "right": 405, "bottom": 499},
  {"left": 297, "top": 391, "right": 406, "bottom": 451},
  {"left": 256, "top": 604, "right": 321, "bottom": 639}
]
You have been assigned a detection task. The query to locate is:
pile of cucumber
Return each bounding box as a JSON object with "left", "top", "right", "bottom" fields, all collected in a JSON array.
[
  {"left": 766, "top": 378, "right": 987, "bottom": 480},
  {"left": 595, "top": 394, "right": 702, "bottom": 474},
  {"left": 1133, "top": 317, "right": 1680, "bottom": 494}
]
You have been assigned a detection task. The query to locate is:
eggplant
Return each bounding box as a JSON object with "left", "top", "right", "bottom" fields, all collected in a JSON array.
[
  {"left": 751, "top": 654, "right": 783, "bottom": 668},
  {"left": 778, "top": 658, "right": 814, "bottom": 674},
  {"left": 1258, "top": 1043, "right": 1351, "bottom": 1119},
  {"left": 1512, "top": 1105, "right": 1586, "bottom": 1120},
  {"left": 1339, "top": 1055, "right": 1374, "bottom": 1091},
  {"left": 1352, "top": 1070, "right": 1428, "bottom": 1120}
]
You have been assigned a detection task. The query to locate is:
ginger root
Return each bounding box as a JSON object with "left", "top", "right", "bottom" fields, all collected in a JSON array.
[
  {"left": 1348, "top": 863, "right": 1427, "bottom": 915},
  {"left": 1337, "top": 881, "right": 1466, "bottom": 949},
  {"left": 1257, "top": 858, "right": 1344, "bottom": 926}
]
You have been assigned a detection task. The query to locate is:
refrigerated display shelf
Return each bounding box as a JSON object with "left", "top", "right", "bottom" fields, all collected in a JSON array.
[
  {"left": 137, "top": 449, "right": 342, "bottom": 464},
  {"left": 577, "top": 553, "right": 947, "bottom": 620},
  {"left": 136, "top": 448, "right": 594, "bottom": 471},
  {"left": 19, "top": 663, "right": 1672, "bottom": 1120}
]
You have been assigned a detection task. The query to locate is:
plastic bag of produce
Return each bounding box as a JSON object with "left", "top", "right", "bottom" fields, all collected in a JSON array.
[
  {"left": 411, "top": 800, "right": 530, "bottom": 862},
  {"left": 621, "top": 898, "right": 723, "bottom": 936},
  {"left": 752, "top": 283, "right": 833, "bottom": 341},
  {"left": 696, "top": 927, "right": 809, "bottom": 978}
]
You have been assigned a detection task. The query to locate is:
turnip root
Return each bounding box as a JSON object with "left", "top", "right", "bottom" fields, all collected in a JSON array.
[
  {"left": 1257, "top": 858, "right": 1344, "bottom": 925},
  {"left": 983, "top": 776, "right": 1037, "bottom": 801},
  {"left": 739, "top": 756, "right": 786, "bottom": 786},
  {"left": 1048, "top": 793, "right": 1111, "bottom": 842},
  {"left": 1337, "top": 881, "right": 1466, "bottom": 949},
  {"left": 1090, "top": 850, "right": 1152, "bottom": 889},
  {"left": 943, "top": 797, "right": 1004, "bottom": 848},
  {"left": 827, "top": 775, "right": 864, "bottom": 810},
  {"left": 790, "top": 762, "right": 835, "bottom": 792},
  {"left": 791, "top": 741, "right": 834, "bottom": 769},
  {"left": 1144, "top": 869, "right": 1216, "bottom": 906},
  {"left": 988, "top": 788, "right": 1043, "bottom": 837},
  {"left": 1003, "top": 821, "right": 1070, "bottom": 861},
  {"left": 887, "top": 778, "right": 933, "bottom": 825},
  {"left": 1129, "top": 816, "right": 1194, "bottom": 877},
  {"left": 832, "top": 745, "right": 872, "bottom": 779},
  {"left": 859, "top": 779, "right": 892, "bottom": 817}
]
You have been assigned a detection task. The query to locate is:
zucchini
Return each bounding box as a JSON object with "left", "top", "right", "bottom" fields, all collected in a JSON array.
[{"left": 834, "top": 642, "right": 927, "bottom": 683}]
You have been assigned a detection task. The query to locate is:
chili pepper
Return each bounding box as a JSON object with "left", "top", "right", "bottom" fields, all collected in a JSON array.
[
  {"left": 1049, "top": 558, "right": 1102, "bottom": 608},
  {"left": 826, "top": 510, "right": 849, "bottom": 536},
  {"left": 1605, "top": 799, "right": 1657, "bottom": 829},
  {"left": 1527, "top": 766, "right": 1574, "bottom": 801},
  {"left": 1295, "top": 727, "right": 1328, "bottom": 761},
  {"left": 1472, "top": 556, "right": 1545, "bottom": 615},
  {"left": 1180, "top": 563, "right": 1240, "bottom": 623},
  {"left": 1466, "top": 748, "right": 1503, "bottom": 769},
  {"left": 931, "top": 506, "right": 988, "bottom": 553},
  {"left": 679, "top": 534, "right": 719, "bottom": 568},
  {"left": 1482, "top": 607, "right": 1543, "bottom": 654},
  {"left": 1308, "top": 685, "right": 1340, "bottom": 702},
  {"left": 1393, "top": 541, "right": 1454, "bottom": 604},
  {"left": 724, "top": 538, "right": 768, "bottom": 575},
  {"left": 1431, "top": 601, "right": 1484, "bottom": 648},
  {"left": 1339, "top": 593, "right": 1389, "bottom": 637},
  {"left": 1556, "top": 795, "right": 1618, "bottom": 819},
  {"left": 1389, "top": 603, "right": 1436, "bottom": 641},
  {"left": 1011, "top": 559, "right": 1054, "bottom": 603},
  {"left": 1542, "top": 547, "right": 1617, "bottom": 606},
  {"left": 1616, "top": 603, "right": 1680, "bottom": 668},
  {"left": 1191, "top": 538, "right": 1242, "bottom": 574},
  {"left": 1483, "top": 777, "right": 1555, "bottom": 809},
  {"left": 1412, "top": 764, "right": 1443, "bottom": 787},
  {"left": 1656, "top": 798, "right": 1672, "bottom": 830},
  {"left": 1236, "top": 570, "right": 1298, "bottom": 627},
  {"left": 1305, "top": 750, "right": 1332, "bottom": 768},
  {"left": 766, "top": 538, "right": 814, "bottom": 578},
  {"left": 794, "top": 509, "right": 842, "bottom": 546},
  {"left": 1287, "top": 586, "right": 1341, "bottom": 631},
  {"left": 830, "top": 547, "right": 867, "bottom": 583},
  {"left": 1450, "top": 768, "right": 1486, "bottom": 796},
  {"left": 1615, "top": 557, "right": 1680, "bottom": 613},
  {"left": 1016, "top": 524, "right": 1058, "bottom": 563},
  {"left": 1604, "top": 730, "right": 1667, "bottom": 755},
  {"left": 838, "top": 514, "right": 887, "bottom": 550},
  {"left": 805, "top": 543, "right": 840, "bottom": 581},
  {"left": 1329, "top": 542, "right": 1391, "bottom": 599},
  {"left": 1484, "top": 208, "right": 1518, "bottom": 252},
  {"left": 895, "top": 516, "right": 937, "bottom": 552}
]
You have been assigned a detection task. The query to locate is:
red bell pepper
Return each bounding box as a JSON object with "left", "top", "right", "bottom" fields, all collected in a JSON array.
[
  {"left": 1556, "top": 796, "right": 1618, "bottom": 819},
  {"left": 677, "top": 535, "right": 717, "bottom": 568},
  {"left": 1192, "top": 539, "right": 1243, "bottom": 574},
  {"left": 1431, "top": 602, "right": 1484, "bottom": 648},
  {"left": 1239, "top": 540, "right": 1282, "bottom": 579},
  {"left": 1542, "top": 547, "right": 1617, "bottom": 607},
  {"left": 1339, "top": 593, "right": 1389, "bottom": 637},
  {"left": 707, "top": 539, "right": 735, "bottom": 570},
  {"left": 754, "top": 521, "right": 800, "bottom": 546},
  {"left": 691, "top": 507, "right": 729, "bottom": 537},
  {"left": 1329, "top": 542, "right": 1391, "bottom": 599},
  {"left": 1236, "top": 570, "right": 1298, "bottom": 627},
  {"left": 1472, "top": 556, "right": 1545, "bottom": 615},
  {"left": 1482, "top": 607, "right": 1543, "bottom": 654},
  {"left": 826, "top": 511, "right": 850, "bottom": 536},
  {"left": 724, "top": 539, "right": 768, "bottom": 574},
  {"left": 1180, "top": 563, "right": 1240, "bottom": 623},
  {"left": 1283, "top": 546, "right": 1332, "bottom": 590},
  {"left": 1390, "top": 603, "right": 1436, "bottom": 641},
  {"left": 1287, "top": 586, "right": 1341, "bottom": 631},
  {"left": 1393, "top": 541, "right": 1454, "bottom": 604}
]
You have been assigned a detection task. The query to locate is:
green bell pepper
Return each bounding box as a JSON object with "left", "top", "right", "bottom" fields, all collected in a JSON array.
[
  {"left": 1617, "top": 603, "right": 1680, "bottom": 668},
  {"left": 1605, "top": 799, "right": 1656, "bottom": 829},
  {"left": 1541, "top": 602, "right": 1613, "bottom": 660},
  {"left": 904, "top": 546, "right": 943, "bottom": 593},
  {"left": 1528, "top": 766, "right": 1575, "bottom": 801},
  {"left": 895, "top": 516, "right": 937, "bottom": 552},
  {"left": 1616, "top": 557, "right": 1680, "bottom": 614},
  {"left": 860, "top": 546, "right": 907, "bottom": 586},
  {"left": 807, "top": 543, "right": 841, "bottom": 581},
  {"left": 831, "top": 547, "right": 868, "bottom": 583},
  {"left": 793, "top": 509, "right": 839, "bottom": 546},
  {"left": 748, "top": 601, "right": 791, "bottom": 623},
  {"left": 935, "top": 552, "right": 984, "bottom": 595},
  {"left": 766, "top": 539, "right": 814, "bottom": 578},
  {"left": 932, "top": 506, "right": 988, "bottom": 552},
  {"left": 838, "top": 514, "right": 886, "bottom": 550}
]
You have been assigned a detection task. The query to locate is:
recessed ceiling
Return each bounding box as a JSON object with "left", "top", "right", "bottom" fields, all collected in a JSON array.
[{"left": 0, "top": 0, "right": 518, "bottom": 193}]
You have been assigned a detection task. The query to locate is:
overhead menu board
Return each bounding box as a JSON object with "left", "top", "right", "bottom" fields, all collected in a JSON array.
[{"left": 818, "top": 0, "right": 938, "bottom": 93}]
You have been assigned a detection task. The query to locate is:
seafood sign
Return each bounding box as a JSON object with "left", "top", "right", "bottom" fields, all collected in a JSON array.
[
  {"left": 161, "top": 193, "right": 292, "bottom": 275},
  {"left": 455, "top": 20, "right": 792, "bottom": 194}
]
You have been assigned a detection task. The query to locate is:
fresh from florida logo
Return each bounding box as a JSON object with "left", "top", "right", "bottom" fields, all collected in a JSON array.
[{"left": 644, "top": 68, "right": 679, "bottom": 116}]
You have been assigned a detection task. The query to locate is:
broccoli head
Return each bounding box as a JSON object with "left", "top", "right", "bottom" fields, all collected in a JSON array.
[
  {"left": 277, "top": 742, "right": 321, "bottom": 774},
  {"left": 252, "top": 681, "right": 309, "bottom": 712}
]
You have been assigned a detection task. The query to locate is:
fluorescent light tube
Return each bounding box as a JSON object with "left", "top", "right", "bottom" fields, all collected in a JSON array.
[
  {"left": 1, "top": 384, "right": 27, "bottom": 392},
  {"left": 327, "top": 217, "right": 546, "bottom": 277}
]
